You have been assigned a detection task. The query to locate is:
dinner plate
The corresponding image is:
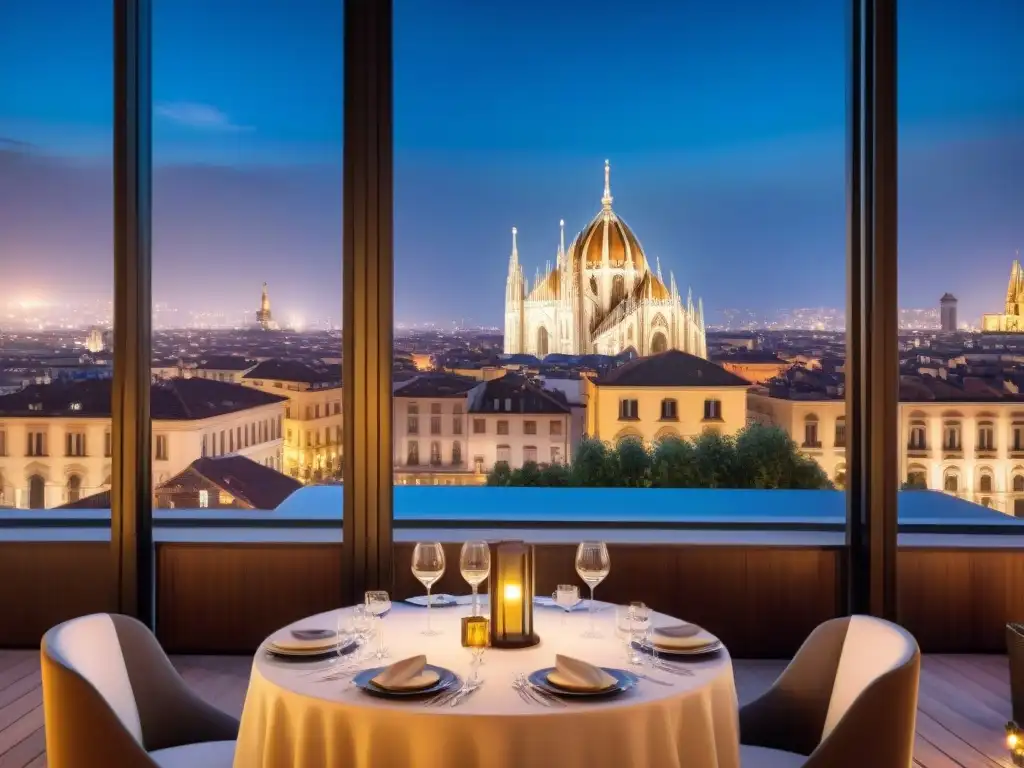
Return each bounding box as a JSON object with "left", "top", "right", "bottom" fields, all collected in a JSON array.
[
  {"left": 632, "top": 639, "right": 723, "bottom": 657},
  {"left": 353, "top": 664, "right": 459, "bottom": 698},
  {"left": 527, "top": 667, "right": 638, "bottom": 698},
  {"left": 266, "top": 638, "right": 358, "bottom": 661}
]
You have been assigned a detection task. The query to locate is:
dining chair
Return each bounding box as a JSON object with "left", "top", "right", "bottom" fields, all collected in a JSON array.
[
  {"left": 41, "top": 613, "right": 239, "bottom": 768},
  {"left": 739, "top": 615, "right": 920, "bottom": 768}
]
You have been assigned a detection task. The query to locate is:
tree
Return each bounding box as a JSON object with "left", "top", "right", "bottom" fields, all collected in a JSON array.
[
  {"left": 486, "top": 461, "right": 513, "bottom": 486},
  {"left": 495, "top": 424, "right": 834, "bottom": 490},
  {"left": 569, "top": 438, "right": 619, "bottom": 486},
  {"left": 613, "top": 436, "right": 651, "bottom": 487}
]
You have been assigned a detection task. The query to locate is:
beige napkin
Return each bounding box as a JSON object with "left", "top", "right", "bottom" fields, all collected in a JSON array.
[
  {"left": 546, "top": 654, "right": 617, "bottom": 692},
  {"left": 371, "top": 654, "right": 440, "bottom": 691},
  {"left": 650, "top": 623, "right": 718, "bottom": 650},
  {"left": 268, "top": 627, "right": 339, "bottom": 653}
]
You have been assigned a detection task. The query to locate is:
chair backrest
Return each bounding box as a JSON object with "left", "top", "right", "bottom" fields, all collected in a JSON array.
[
  {"left": 821, "top": 615, "right": 917, "bottom": 740},
  {"left": 45, "top": 613, "right": 145, "bottom": 744}
]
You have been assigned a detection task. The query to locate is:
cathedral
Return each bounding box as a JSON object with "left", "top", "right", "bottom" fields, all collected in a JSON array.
[
  {"left": 982, "top": 255, "right": 1024, "bottom": 332},
  {"left": 503, "top": 161, "right": 707, "bottom": 359}
]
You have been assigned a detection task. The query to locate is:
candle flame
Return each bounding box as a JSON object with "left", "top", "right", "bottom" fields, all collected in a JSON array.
[{"left": 504, "top": 583, "right": 522, "bottom": 600}]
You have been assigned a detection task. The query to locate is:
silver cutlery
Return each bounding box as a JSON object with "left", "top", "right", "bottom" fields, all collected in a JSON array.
[
  {"left": 428, "top": 683, "right": 464, "bottom": 707},
  {"left": 450, "top": 680, "right": 484, "bottom": 707},
  {"left": 513, "top": 677, "right": 549, "bottom": 707},
  {"left": 650, "top": 660, "right": 693, "bottom": 676},
  {"left": 633, "top": 671, "right": 674, "bottom": 686},
  {"left": 515, "top": 674, "right": 566, "bottom": 706}
]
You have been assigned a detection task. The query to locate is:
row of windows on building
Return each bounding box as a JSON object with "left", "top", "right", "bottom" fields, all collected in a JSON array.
[
  {"left": 0, "top": 429, "right": 168, "bottom": 461},
  {"left": 906, "top": 420, "right": 1024, "bottom": 453},
  {"left": 284, "top": 401, "right": 342, "bottom": 421},
  {"left": 803, "top": 417, "right": 846, "bottom": 449},
  {"left": 618, "top": 398, "right": 723, "bottom": 422},
  {"left": 200, "top": 416, "right": 283, "bottom": 458},
  {"left": 285, "top": 425, "right": 343, "bottom": 448},
  {"left": 406, "top": 413, "right": 565, "bottom": 437},
  {"left": 403, "top": 440, "right": 563, "bottom": 469}
]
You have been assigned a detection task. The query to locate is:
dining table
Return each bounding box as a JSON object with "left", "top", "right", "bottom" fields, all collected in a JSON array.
[{"left": 233, "top": 600, "right": 740, "bottom": 768}]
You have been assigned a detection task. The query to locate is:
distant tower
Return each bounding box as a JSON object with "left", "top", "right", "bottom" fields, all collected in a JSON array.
[
  {"left": 256, "top": 283, "right": 274, "bottom": 330},
  {"left": 503, "top": 228, "right": 525, "bottom": 354},
  {"left": 940, "top": 293, "right": 957, "bottom": 332},
  {"left": 85, "top": 328, "right": 104, "bottom": 353}
]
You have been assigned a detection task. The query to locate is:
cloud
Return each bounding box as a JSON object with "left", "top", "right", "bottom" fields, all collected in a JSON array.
[
  {"left": 155, "top": 102, "right": 252, "bottom": 133},
  {"left": 0, "top": 136, "right": 34, "bottom": 151}
]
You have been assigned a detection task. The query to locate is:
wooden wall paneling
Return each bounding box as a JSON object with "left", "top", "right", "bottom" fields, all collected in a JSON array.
[
  {"left": 0, "top": 543, "right": 115, "bottom": 647},
  {"left": 156, "top": 543, "right": 344, "bottom": 653}
]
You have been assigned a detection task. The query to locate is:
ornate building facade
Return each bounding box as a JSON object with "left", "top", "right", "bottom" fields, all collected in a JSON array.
[
  {"left": 503, "top": 161, "right": 707, "bottom": 359},
  {"left": 982, "top": 256, "right": 1024, "bottom": 332}
]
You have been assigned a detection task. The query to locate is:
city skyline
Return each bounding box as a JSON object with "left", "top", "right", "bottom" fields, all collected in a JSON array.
[{"left": 1, "top": 0, "right": 1022, "bottom": 326}]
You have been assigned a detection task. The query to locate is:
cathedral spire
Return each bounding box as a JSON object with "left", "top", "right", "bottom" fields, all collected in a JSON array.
[
  {"left": 656, "top": 257, "right": 663, "bottom": 284},
  {"left": 509, "top": 227, "right": 519, "bottom": 270},
  {"left": 559, "top": 219, "right": 565, "bottom": 263},
  {"left": 687, "top": 287, "right": 694, "bottom": 313},
  {"left": 698, "top": 297, "right": 705, "bottom": 327},
  {"left": 601, "top": 159, "right": 613, "bottom": 210}
]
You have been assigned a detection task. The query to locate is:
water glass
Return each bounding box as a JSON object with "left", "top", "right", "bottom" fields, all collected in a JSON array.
[
  {"left": 350, "top": 604, "right": 374, "bottom": 660},
  {"left": 365, "top": 590, "right": 391, "bottom": 660},
  {"left": 628, "top": 602, "right": 650, "bottom": 666}
]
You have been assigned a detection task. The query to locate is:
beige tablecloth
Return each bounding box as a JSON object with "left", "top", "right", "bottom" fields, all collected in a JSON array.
[{"left": 234, "top": 602, "right": 739, "bottom": 768}]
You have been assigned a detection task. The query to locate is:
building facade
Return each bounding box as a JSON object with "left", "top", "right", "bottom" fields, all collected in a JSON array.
[
  {"left": 585, "top": 350, "right": 750, "bottom": 444},
  {"left": 241, "top": 360, "right": 342, "bottom": 482},
  {"left": 0, "top": 378, "right": 285, "bottom": 509},
  {"left": 504, "top": 161, "right": 707, "bottom": 359},
  {"left": 750, "top": 385, "right": 1024, "bottom": 515}
]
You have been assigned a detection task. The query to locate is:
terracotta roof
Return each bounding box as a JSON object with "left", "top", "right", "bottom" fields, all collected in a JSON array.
[
  {"left": 0, "top": 377, "right": 286, "bottom": 419},
  {"left": 158, "top": 456, "right": 302, "bottom": 510},
  {"left": 598, "top": 350, "right": 750, "bottom": 388}
]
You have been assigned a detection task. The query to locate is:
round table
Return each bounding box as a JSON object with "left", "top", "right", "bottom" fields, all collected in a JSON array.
[{"left": 234, "top": 602, "right": 740, "bottom": 768}]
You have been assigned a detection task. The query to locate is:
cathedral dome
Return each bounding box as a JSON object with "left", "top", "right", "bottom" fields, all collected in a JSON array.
[{"left": 567, "top": 161, "right": 648, "bottom": 271}]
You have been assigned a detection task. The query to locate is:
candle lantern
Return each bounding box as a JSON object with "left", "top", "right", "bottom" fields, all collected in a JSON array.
[
  {"left": 488, "top": 540, "right": 539, "bottom": 648},
  {"left": 461, "top": 616, "right": 489, "bottom": 648}
]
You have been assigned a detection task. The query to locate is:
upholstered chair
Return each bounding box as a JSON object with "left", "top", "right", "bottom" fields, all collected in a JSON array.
[
  {"left": 740, "top": 615, "right": 920, "bottom": 768},
  {"left": 41, "top": 613, "right": 239, "bottom": 768}
]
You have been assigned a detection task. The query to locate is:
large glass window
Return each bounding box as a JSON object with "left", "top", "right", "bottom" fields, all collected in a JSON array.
[{"left": 151, "top": 0, "right": 342, "bottom": 510}]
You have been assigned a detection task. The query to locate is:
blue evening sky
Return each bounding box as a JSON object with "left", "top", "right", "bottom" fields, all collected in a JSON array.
[{"left": 0, "top": 0, "right": 1021, "bottom": 327}]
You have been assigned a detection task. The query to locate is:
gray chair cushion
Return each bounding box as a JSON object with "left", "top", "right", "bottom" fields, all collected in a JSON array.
[
  {"left": 740, "top": 745, "right": 806, "bottom": 768},
  {"left": 150, "top": 740, "right": 236, "bottom": 768}
]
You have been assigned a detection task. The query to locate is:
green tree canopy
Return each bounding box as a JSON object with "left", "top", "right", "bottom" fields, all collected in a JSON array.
[{"left": 489, "top": 425, "right": 834, "bottom": 490}]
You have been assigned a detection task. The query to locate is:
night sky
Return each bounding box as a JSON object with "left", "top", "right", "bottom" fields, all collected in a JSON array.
[{"left": 0, "top": 0, "right": 1022, "bottom": 327}]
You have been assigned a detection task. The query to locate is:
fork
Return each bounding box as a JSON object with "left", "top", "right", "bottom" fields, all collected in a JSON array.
[
  {"left": 633, "top": 671, "right": 674, "bottom": 686},
  {"left": 516, "top": 674, "right": 566, "bottom": 706},
  {"left": 512, "top": 676, "right": 549, "bottom": 706},
  {"left": 649, "top": 660, "right": 693, "bottom": 677}
]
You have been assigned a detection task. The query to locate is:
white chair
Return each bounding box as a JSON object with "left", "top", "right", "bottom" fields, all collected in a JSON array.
[
  {"left": 41, "top": 613, "right": 238, "bottom": 768},
  {"left": 739, "top": 615, "right": 920, "bottom": 768}
]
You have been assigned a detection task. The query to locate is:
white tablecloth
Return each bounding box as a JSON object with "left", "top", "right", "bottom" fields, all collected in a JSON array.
[{"left": 234, "top": 602, "right": 739, "bottom": 768}]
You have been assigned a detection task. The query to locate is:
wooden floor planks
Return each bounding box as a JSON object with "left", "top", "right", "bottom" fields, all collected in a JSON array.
[{"left": 0, "top": 651, "right": 1011, "bottom": 767}]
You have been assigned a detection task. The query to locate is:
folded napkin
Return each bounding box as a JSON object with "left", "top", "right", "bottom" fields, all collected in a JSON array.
[
  {"left": 371, "top": 655, "right": 440, "bottom": 692},
  {"left": 650, "top": 623, "right": 718, "bottom": 650},
  {"left": 546, "top": 654, "right": 617, "bottom": 693},
  {"left": 269, "top": 627, "right": 339, "bottom": 653}
]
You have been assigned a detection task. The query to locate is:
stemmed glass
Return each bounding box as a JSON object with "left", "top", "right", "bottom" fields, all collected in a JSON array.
[
  {"left": 412, "top": 541, "right": 446, "bottom": 636},
  {"left": 459, "top": 541, "right": 491, "bottom": 617},
  {"left": 365, "top": 590, "right": 392, "bottom": 660},
  {"left": 575, "top": 541, "right": 611, "bottom": 639}
]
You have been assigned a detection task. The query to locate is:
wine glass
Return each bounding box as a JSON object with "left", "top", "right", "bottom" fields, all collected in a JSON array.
[
  {"left": 412, "top": 541, "right": 446, "bottom": 636},
  {"left": 365, "top": 590, "right": 392, "bottom": 660},
  {"left": 459, "top": 541, "right": 491, "bottom": 616},
  {"left": 575, "top": 541, "right": 611, "bottom": 639}
]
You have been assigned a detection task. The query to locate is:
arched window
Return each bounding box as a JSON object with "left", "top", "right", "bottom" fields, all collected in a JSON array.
[
  {"left": 28, "top": 474, "right": 45, "bottom": 509},
  {"left": 977, "top": 421, "right": 996, "bottom": 452},
  {"left": 650, "top": 331, "right": 668, "bottom": 354},
  {"left": 1014, "top": 475, "right": 1024, "bottom": 493},
  {"left": 452, "top": 441, "right": 462, "bottom": 465},
  {"left": 67, "top": 474, "right": 82, "bottom": 504},
  {"left": 906, "top": 465, "right": 927, "bottom": 488},
  {"left": 942, "top": 421, "right": 962, "bottom": 451},
  {"left": 979, "top": 472, "right": 994, "bottom": 493},
  {"left": 943, "top": 469, "right": 960, "bottom": 493},
  {"left": 834, "top": 417, "right": 847, "bottom": 448},
  {"left": 407, "top": 441, "right": 419, "bottom": 466},
  {"left": 908, "top": 422, "right": 927, "bottom": 451},
  {"left": 803, "top": 414, "right": 820, "bottom": 448},
  {"left": 536, "top": 326, "right": 549, "bottom": 358}
]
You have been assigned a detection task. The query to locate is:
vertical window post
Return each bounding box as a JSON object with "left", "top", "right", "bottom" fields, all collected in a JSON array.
[
  {"left": 112, "top": 0, "right": 154, "bottom": 625},
  {"left": 846, "top": 0, "right": 898, "bottom": 618},
  {"left": 342, "top": 0, "right": 394, "bottom": 603}
]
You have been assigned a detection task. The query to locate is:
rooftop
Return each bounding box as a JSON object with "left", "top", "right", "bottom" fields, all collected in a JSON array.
[
  {"left": 0, "top": 377, "right": 287, "bottom": 420},
  {"left": 243, "top": 359, "right": 340, "bottom": 386},
  {"left": 598, "top": 349, "right": 750, "bottom": 388},
  {"left": 158, "top": 456, "right": 302, "bottom": 510},
  {"left": 470, "top": 373, "right": 571, "bottom": 414},
  {"left": 394, "top": 373, "right": 480, "bottom": 398}
]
